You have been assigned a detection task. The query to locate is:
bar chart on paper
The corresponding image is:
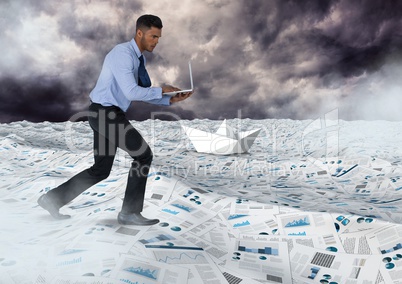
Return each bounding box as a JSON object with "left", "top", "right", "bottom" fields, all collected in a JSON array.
[
  {"left": 380, "top": 242, "right": 402, "bottom": 254},
  {"left": 139, "top": 234, "right": 175, "bottom": 244},
  {"left": 237, "top": 240, "right": 280, "bottom": 256}
]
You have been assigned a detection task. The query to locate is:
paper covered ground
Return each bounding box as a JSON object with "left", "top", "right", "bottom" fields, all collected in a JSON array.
[{"left": 1, "top": 118, "right": 402, "bottom": 283}]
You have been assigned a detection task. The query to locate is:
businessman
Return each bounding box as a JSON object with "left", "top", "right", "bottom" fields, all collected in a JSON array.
[{"left": 37, "top": 14, "right": 192, "bottom": 225}]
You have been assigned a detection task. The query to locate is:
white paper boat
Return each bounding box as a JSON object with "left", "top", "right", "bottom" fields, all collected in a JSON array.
[{"left": 182, "top": 120, "right": 261, "bottom": 155}]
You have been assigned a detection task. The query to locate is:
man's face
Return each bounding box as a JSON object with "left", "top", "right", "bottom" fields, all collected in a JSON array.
[{"left": 138, "top": 27, "right": 162, "bottom": 53}]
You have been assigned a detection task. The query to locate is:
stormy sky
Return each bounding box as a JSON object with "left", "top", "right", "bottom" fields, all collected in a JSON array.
[{"left": 1, "top": 0, "right": 402, "bottom": 123}]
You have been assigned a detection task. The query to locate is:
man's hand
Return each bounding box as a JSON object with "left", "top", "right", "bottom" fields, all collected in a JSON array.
[
  {"left": 162, "top": 85, "right": 180, "bottom": 94},
  {"left": 169, "top": 91, "right": 193, "bottom": 104},
  {"left": 162, "top": 85, "right": 193, "bottom": 104}
]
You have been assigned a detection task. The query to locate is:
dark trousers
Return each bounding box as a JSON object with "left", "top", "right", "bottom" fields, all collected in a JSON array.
[{"left": 46, "top": 103, "right": 153, "bottom": 214}]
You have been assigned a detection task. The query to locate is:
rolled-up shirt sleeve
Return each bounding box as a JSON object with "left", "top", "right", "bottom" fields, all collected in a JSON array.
[{"left": 107, "top": 45, "right": 163, "bottom": 102}]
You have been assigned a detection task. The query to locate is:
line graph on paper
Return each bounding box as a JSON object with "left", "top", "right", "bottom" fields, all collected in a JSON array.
[{"left": 153, "top": 250, "right": 208, "bottom": 264}]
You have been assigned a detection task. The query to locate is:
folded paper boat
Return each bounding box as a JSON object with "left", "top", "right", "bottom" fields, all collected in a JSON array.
[{"left": 182, "top": 120, "right": 261, "bottom": 155}]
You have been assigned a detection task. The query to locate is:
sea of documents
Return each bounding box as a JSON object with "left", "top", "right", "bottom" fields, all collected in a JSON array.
[{"left": 1, "top": 118, "right": 402, "bottom": 283}]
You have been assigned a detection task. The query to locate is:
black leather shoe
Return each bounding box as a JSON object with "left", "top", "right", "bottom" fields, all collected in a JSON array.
[
  {"left": 37, "top": 194, "right": 71, "bottom": 220},
  {"left": 117, "top": 212, "right": 159, "bottom": 226}
]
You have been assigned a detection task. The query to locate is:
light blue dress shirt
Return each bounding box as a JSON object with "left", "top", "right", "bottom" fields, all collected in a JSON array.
[{"left": 89, "top": 39, "right": 171, "bottom": 111}]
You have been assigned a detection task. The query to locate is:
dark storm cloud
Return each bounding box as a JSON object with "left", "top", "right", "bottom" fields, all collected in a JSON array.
[
  {"left": 241, "top": 0, "right": 335, "bottom": 49},
  {"left": 56, "top": 0, "right": 143, "bottom": 53},
  {"left": 238, "top": 0, "right": 402, "bottom": 80},
  {"left": 0, "top": 0, "right": 146, "bottom": 123},
  {"left": 0, "top": 76, "right": 78, "bottom": 123},
  {"left": 1, "top": 0, "right": 402, "bottom": 123},
  {"left": 229, "top": 0, "right": 402, "bottom": 120}
]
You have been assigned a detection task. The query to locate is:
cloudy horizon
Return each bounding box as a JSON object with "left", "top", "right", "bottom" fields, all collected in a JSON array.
[{"left": 1, "top": 0, "right": 402, "bottom": 123}]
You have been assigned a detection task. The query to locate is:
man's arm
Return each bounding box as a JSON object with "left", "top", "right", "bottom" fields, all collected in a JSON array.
[
  {"left": 146, "top": 86, "right": 192, "bottom": 105},
  {"left": 108, "top": 45, "right": 163, "bottom": 102}
]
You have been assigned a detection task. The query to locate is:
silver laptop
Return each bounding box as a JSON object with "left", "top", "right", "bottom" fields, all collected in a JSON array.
[{"left": 163, "top": 61, "right": 193, "bottom": 96}]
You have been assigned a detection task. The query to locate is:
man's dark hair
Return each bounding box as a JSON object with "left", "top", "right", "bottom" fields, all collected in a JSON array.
[{"left": 136, "top": 14, "right": 163, "bottom": 31}]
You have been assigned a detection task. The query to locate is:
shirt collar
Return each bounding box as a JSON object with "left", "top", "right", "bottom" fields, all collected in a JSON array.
[{"left": 130, "top": 38, "right": 143, "bottom": 58}]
